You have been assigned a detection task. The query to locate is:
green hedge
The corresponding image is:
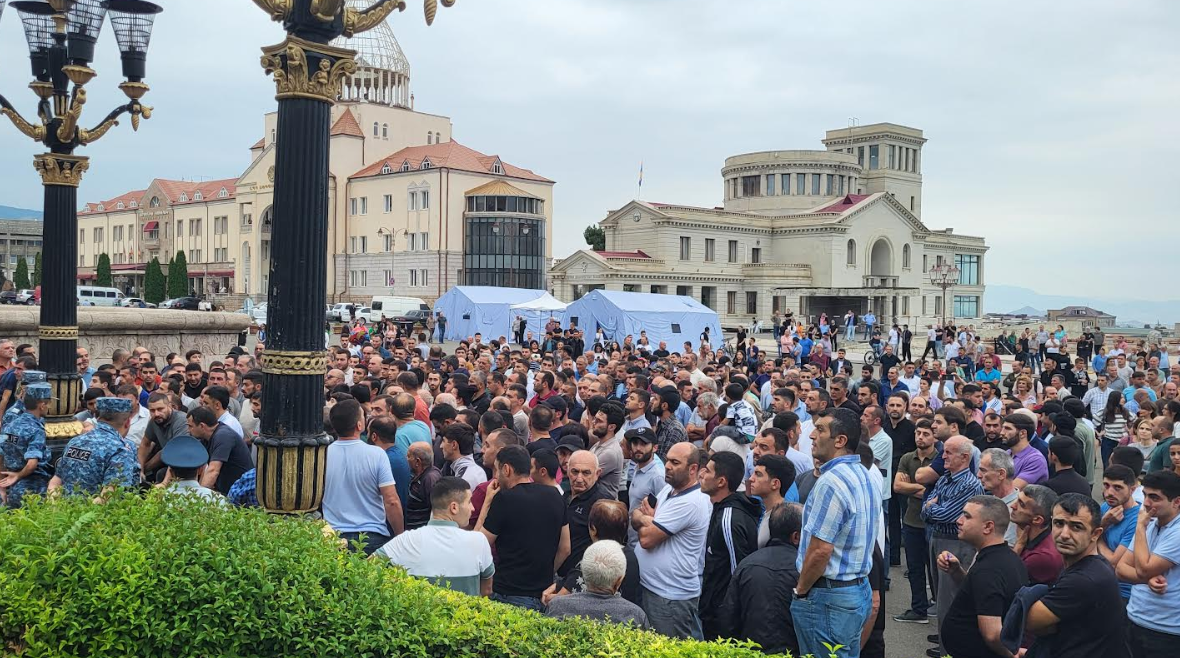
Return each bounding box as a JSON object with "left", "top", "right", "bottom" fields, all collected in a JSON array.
[{"left": 0, "top": 492, "right": 792, "bottom": 658}]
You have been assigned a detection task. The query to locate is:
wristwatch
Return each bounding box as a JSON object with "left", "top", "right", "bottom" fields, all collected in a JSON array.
[{"left": 793, "top": 587, "right": 808, "bottom": 598}]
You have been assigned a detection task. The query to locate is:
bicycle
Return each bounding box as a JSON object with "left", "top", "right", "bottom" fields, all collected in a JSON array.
[{"left": 863, "top": 350, "right": 878, "bottom": 366}]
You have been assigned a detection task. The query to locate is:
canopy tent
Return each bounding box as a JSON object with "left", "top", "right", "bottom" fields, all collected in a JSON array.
[
  {"left": 563, "top": 290, "right": 722, "bottom": 352},
  {"left": 433, "top": 286, "right": 554, "bottom": 342},
  {"left": 508, "top": 292, "right": 568, "bottom": 342}
]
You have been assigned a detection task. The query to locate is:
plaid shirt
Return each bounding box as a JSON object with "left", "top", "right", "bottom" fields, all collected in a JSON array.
[
  {"left": 797, "top": 454, "right": 881, "bottom": 581},
  {"left": 654, "top": 415, "right": 687, "bottom": 461},
  {"left": 228, "top": 468, "right": 258, "bottom": 507}
]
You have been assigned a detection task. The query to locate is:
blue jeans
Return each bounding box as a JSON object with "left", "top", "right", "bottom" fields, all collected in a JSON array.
[
  {"left": 902, "top": 524, "right": 930, "bottom": 616},
  {"left": 864, "top": 324, "right": 874, "bottom": 340},
  {"left": 1101, "top": 437, "right": 1120, "bottom": 469},
  {"left": 845, "top": 324, "right": 855, "bottom": 341},
  {"left": 491, "top": 592, "right": 545, "bottom": 612},
  {"left": 791, "top": 578, "right": 871, "bottom": 658},
  {"left": 641, "top": 586, "right": 702, "bottom": 640}
]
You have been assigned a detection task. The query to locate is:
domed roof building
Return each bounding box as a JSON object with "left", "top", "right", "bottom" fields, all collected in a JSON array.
[{"left": 332, "top": 0, "right": 412, "bottom": 108}]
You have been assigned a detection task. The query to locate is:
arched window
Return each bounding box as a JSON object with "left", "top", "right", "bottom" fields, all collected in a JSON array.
[
  {"left": 902, "top": 244, "right": 911, "bottom": 269},
  {"left": 150, "top": 196, "right": 160, "bottom": 208},
  {"left": 382, "top": 123, "right": 388, "bottom": 138},
  {"left": 426, "top": 132, "right": 433, "bottom": 145},
  {"left": 373, "top": 122, "right": 379, "bottom": 136},
  {"left": 434, "top": 132, "right": 441, "bottom": 143},
  {"left": 846, "top": 239, "right": 856, "bottom": 266}
]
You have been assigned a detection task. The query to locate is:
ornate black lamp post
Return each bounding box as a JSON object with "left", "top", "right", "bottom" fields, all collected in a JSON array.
[
  {"left": 250, "top": 0, "right": 453, "bottom": 513},
  {"left": 0, "top": 0, "right": 161, "bottom": 443},
  {"left": 928, "top": 261, "right": 961, "bottom": 327}
]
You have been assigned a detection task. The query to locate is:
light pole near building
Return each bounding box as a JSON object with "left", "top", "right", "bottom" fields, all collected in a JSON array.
[
  {"left": 927, "top": 261, "right": 960, "bottom": 327},
  {"left": 249, "top": 0, "right": 454, "bottom": 514},
  {"left": 0, "top": 0, "right": 161, "bottom": 443},
  {"left": 377, "top": 225, "right": 405, "bottom": 292}
]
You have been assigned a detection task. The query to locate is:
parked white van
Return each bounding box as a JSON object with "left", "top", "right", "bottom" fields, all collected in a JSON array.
[
  {"left": 369, "top": 296, "right": 428, "bottom": 319},
  {"left": 77, "top": 286, "right": 124, "bottom": 307}
]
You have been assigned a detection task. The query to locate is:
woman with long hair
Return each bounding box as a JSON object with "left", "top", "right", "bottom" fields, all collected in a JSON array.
[
  {"left": 1099, "top": 390, "right": 1130, "bottom": 467},
  {"left": 1128, "top": 417, "right": 1158, "bottom": 460},
  {"left": 1014, "top": 375, "right": 1039, "bottom": 409}
]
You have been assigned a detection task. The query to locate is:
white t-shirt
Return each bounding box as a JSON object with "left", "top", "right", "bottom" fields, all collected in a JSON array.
[
  {"left": 323, "top": 438, "right": 396, "bottom": 536},
  {"left": 635, "top": 483, "right": 712, "bottom": 600},
  {"left": 375, "top": 519, "right": 494, "bottom": 596}
]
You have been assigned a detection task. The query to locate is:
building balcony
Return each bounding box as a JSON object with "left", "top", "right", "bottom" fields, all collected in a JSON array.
[
  {"left": 863, "top": 274, "right": 899, "bottom": 288},
  {"left": 742, "top": 262, "right": 812, "bottom": 286}
]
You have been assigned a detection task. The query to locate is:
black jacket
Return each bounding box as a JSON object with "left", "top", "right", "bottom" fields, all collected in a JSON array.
[
  {"left": 699, "top": 492, "right": 761, "bottom": 639},
  {"left": 717, "top": 540, "right": 800, "bottom": 655}
]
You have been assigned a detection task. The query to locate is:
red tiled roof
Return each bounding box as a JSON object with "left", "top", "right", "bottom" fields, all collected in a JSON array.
[
  {"left": 596, "top": 250, "right": 651, "bottom": 259},
  {"left": 352, "top": 139, "right": 553, "bottom": 183},
  {"left": 79, "top": 189, "right": 146, "bottom": 215},
  {"left": 250, "top": 137, "right": 265, "bottom": 149},
  {"left": 330, "top": 108, "right": 364, "bottom": 138},
  {"left": 166, "top": 178, "right": 239, "bottom": 206},
  {"left": 814, "top": 193, "right": 872, "bottom": 214}
]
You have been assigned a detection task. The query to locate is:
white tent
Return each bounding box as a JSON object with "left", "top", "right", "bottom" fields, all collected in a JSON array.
[{"left": 508, "top": 292, "right": 567, "bottom": 342}]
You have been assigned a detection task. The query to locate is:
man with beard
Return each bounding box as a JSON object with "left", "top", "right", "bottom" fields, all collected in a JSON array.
[
  {"left": 884, "top": 393, "right": 916, "bottom": 566},
  {"left": 1010, "top": 485, "right": 1064, "bottom": 585},
  {"left": 631, "top": 442, "right": 712, "bottom": 639},
  {"left": 892, "top": 418, "right": 938, "bottom": 624},
  {"left": 138, "top": 392, "right": 189, "bottom": 483},
  {"left": 589, "top": 401, "right": 626, "bottom": 499},
  {"left": 1003, "top": 413, "right": 1048, "bottom": 489},
  {"left": 625, "top": 427, "right": 666, "bottom": 546},
  {"left": 1115, "top": 470, "right": 1180, "bottom": 657},
  {"left": 1024, "top": 494, "right": 1130, "bottom": 658},
  {"left": 977, "top": 412, "right": 1004, "bottom": 452}
]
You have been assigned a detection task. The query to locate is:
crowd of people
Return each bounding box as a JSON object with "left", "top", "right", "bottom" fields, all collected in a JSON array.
[{"left": 1, "top": 313, "right": 1178, "bottom": 658}]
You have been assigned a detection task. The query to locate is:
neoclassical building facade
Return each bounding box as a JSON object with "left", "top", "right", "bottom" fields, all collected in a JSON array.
[
  {"left": 76, "top": 9, "right": 553, "bottom": 304},
  {"left": 550, "top": 123, "right": 986, "bottom": 328}
]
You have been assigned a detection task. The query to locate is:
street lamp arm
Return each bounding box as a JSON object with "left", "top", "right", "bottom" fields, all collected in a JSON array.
[
  {"left": 342, "top": 0, "right": 406, "bottom": 37},
  {"left": 251, "top": 0, "right": 294, "bottom": 21},
  {"left": 55, "top": 86, "right": 87, "bottom": 144},
  {"left": 77, "top": 99, "right": 150, "bottom": 145},
  {"left": 0, "top": 93, "right": 47, "bottom": 142}
]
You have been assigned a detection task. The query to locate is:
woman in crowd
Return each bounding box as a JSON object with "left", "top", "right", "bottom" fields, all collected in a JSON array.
[{"left": 1099, "top": 390, "right": 1130, "bottom": 467}]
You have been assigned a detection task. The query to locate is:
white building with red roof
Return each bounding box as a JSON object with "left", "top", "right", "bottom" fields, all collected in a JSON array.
[
  {"left": 76, "top": 7, "right": 553, "bottom": 304},
  {"left": 551, "top": 123, "right": 987, "bottom": 329}
]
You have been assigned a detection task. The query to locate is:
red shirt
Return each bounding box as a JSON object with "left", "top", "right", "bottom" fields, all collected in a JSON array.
[
  {"left": 1020, "top": 528, "right": 1064, "bottom": 585},
  {"left": 413, "top": 395, "right": 431, "bottom": 428},
  {"left": 528, "top": 388, "right": 556, "bottom": 409}
]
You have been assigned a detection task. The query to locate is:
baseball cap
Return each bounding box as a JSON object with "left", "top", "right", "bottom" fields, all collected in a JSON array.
[
  {"left": 556, "top": 435, "right": 585, "bottom": 453},
  {"left": 542, "top": 395, "right": 568, "bottom": 414},
  {"left": 624, "top": 427, "right": 657, "bottom": 444}
]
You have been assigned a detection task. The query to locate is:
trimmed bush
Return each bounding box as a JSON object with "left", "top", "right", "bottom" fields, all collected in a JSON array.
[
  {"left": 0, "top": 492, "right": 783, "bottom": 658},
  {"left": 96, "top": 253, "right": 113, "bottom": 287}
]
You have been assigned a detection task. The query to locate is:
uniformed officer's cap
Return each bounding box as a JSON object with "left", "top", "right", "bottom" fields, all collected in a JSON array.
[
  {"left": 161, "top": 435, "right": 209, "bottom": 469},
  {"left": 22, "top": 370, "right": 47, "bottom": 385},
  {"left": 95, "top": 397, "right": 133, "bottom": 414},
  {"left": 25, "top": 383, "right": 55, "bottom": 400}
]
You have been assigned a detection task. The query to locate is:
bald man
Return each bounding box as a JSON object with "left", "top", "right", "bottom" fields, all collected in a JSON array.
[
  {"left": 405, "top": 441, "right": 442, "bottom": 531},
  {"left": 561, "top": 450, "right": 612, "bottom": 577}
]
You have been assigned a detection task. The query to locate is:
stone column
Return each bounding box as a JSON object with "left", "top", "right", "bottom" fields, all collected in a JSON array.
[
  {"left": 34, "top": 153, "right": 89, "bottom": 445},
  {"left": 255, "top": 36, "right": 357, "bottom": 514}
]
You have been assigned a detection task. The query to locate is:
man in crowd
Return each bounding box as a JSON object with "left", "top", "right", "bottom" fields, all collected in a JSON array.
[
  {"left": 544, "top": 540, "right": 648, "bottom": 628},
  {"left": 698, "top": 451, "right": 760, "bottom": 640},
  {"left": 977, "top": 448, "right": 1019, "bottom": 546},
  {"left": 1098, "top": 464, "right": 1141, "bottom": 600},
  {"left": 893, "top": 417, "right": 936, "bottom": 624},
  {"left": 558, "top": 450, "right": 612, "bottom": 579},
  {"left": 1116, "top": 470, "right": 1180, "bottom": 657},
  {"left": 405, "top": 441, "right": 442, "bottom": 531},
  {"left": 476, "top": 444, "right": 570, "bottom": 611},
  {"left": 1010, "top": 484, "right": 1064, "bottom": 585},
  {"left": 0, "top": 379, "right": 52, "bottom": 508},
  {"left": 937, "top": 495, "right": 1028, "bottom": 658},
  {"left": 631, "top": 442, "right": 712, "bottom": 639},
  {"left": 321, "top": 399, "right": 403, "bottom": 554},
  {"left": 138, "top": 391, "right": 189, "bottom": 483},
  {"left": 1004, "top": 412, "right": 1048, "bottom": 488},
  {"left": 372, "top": 476, "right": 494, "bottom": 597},
  {"left": 624, "top": 427, "right": 665, "bottom": 545},
  {"left": 589, "top": 401, "right": 626, "bottom": 498},
  {"left": 791, "top": 408, "right": 880, "bottom": 658},
  {"left": 49, "top": 397, "right": 141, "bottom": 497}
]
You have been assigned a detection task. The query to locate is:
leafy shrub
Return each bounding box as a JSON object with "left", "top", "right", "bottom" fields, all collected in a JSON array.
[{"left": 0, "top": 492, "right": 784, "bottom": 658}]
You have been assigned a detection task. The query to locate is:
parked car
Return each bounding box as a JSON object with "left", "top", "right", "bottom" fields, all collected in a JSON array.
[
  {"left": 15, "top": 289, "right": 37, "bottom": 305},
  {"left": 391, "top": 308, "right": 430, "bottom": 335},
  {"left": 164, "top": 297, "right": 202, "bottom": 311},
  {"left": 119, "top": 297, "right": 155, "bottom": 308},
  {"left": 0, "top": 291, "right": 17, "bottom": 304},
  {"left": 329, "top": 302, "right": 351, "bottom": 322},
  {"left": 325, "top": 304, "right": 335, "bottom": 322},
  {"left": 252, "top": 302, "right": 268, "bottom": 326}
]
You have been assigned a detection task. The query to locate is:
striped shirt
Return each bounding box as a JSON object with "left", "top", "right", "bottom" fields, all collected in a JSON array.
[
  {"left": 921, "top": 467, "right": 984, "bottom": 537},
  {"left": 796, "top": 454, "right": 881, "bottom": 581}
]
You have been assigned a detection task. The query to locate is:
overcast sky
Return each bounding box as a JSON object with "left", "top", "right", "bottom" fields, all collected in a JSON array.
[{"left": 1, "top": 0, "right": 1176, "bottom": 299}]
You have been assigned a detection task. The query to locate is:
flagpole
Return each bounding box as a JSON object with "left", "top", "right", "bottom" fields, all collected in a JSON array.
[{"left": 637, "top": 161, "right": 643, "bottom": 201}]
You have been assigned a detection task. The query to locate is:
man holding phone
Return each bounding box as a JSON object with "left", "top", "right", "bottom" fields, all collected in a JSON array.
[{"left": 625, "top": 427, "right": 666, "bottom": 546}]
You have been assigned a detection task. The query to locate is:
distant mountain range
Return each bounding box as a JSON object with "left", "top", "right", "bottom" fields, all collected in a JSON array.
[
  {"left": 0, "top": 206, "right": 41, "bottom": 220},
  {"left": 986, "top": 285, "right": 1179, "bottom": 327}
]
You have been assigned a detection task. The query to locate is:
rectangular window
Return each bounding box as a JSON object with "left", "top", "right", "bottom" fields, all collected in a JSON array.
[
  {"left": 781, "top": 174, "right": 791, "bottom": 195},
  {"left": 728, "top": 240, "right": 738, "bottom": 263},
  {"left": 746, "top": 291, "right": 758, "bottom": 315},
  {"left": 382, "top": 269, "right": 392, "bottom": 286},
  {"left": 676, "top": 285, "right": 691, "bottom": 297},
  {"left": 888, "top": 145, "right": 896, "bottom": 169},
  {"left": 421, "top": 269, "right": 429, "bottom": 287},
  {"left": 650, "top": 285, "right": 667, "bottom": 294},
  {"left": 409, "top": 233, "right": 418, "bottom": 251},
  {"left": 741, "top": 176, "right": 760, "bottom": 197},
  {"left": 954, "top": 254, "right": 980, "bottom": 285},
  {"left": 624, "top": 284, "right": 640, "bottom": 293},
  {"left": 350, "top": 198, "right": 357, "bottom": 215},
  {"left": 750, "top": 247, "right": 761, "bottom": 264},
  {"left": 902, "top": 296, "right": 910, "bottom": 315},
  {"left": 837, "top": 175, "right": 844, "bottom": 196},
  {"left": 350, "top": 236, "right": 357, "bottom": 253},
  {"left": 359, "top": 236, "right": 367, "bottom": 253},
  {"left": 935, "top": 295, "right": 943, "bottom": 316},
  {"left": 421, "top": 232, "right": 429, "bottom": 250},
  {"left": 825, "top": 174, "right": 834, "bottom": 195},
  {"left": 911, "top": 196, "right": 916, "bottom": 211},
  {"left": 953, "top": 295, "right": 979, "bottom": 318},
  {"left": 923, "top": 254, "right": 928, "bottom": 272},
  {"left": 765, "top": 175, "right": 775, "bottom": 196},
  {"left": 409, "top": 192, "right": 418, "bottom": 211},
  {"left": 679, "top": 236, "right": 691, "bottom": 260},
  {"left": 701, "top": 286, "right": 715, "bottom": 309},
  {"left": 409, "top": 269, "right": 416, "bottom": 287},
  {"left": 857, "top": 146, "right": 865, "bottom": 166},
  {"left": 384, "top": 195, "right": 393, "bottom": 213},
  {"left": 421, "top": 191, "right": 429, "bottom": 209},
  {"left": 704, "top": 238, "right": 715, "bottom": 262},
  {"left": 796, "top": 173, "right": 805, "bottom": 195},
  {"left": 811, "top": 174, "right": 821, "bottom": 195},
  {"left": 922, "top": 296, "right": 928, "bottom": 315},
  {"left": 869, "top": 144, "right": 879, "bottom": 170},
  {"left": 383, "top": 234, "right": 392, "bottom": 252},
  {"left": 360, "top": 197, "right": 368, "bottom": 215}
]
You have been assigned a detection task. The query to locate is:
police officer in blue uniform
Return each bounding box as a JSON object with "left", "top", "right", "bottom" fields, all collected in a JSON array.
[
  {"left": 0, "top": 378, "right": 53, "bottom": 508},
  {"left": 49, "top": 397, "right": 141, "bottom": 497},
  {"left": 0, "top": 369, "right": 47, "bottom": 428},
  {"left": 160, "top": 435, "right": 223, "bottom": 503}
]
